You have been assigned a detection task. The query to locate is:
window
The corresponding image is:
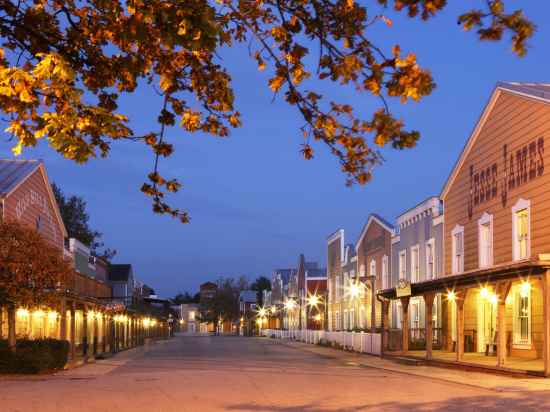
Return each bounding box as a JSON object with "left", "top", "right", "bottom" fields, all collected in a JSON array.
[
  {"left": 335, "top": 275, "right": 341, "bottom": 301},
  {"left": 452, "top": 225, "right": 464, "bottom": 274},
  {"left": 399, "top": 250, "right": 407, "bottom": 280},
  {"left": 359, "top": 306, "right": 365, "bottom": 328},
  {"left": 513, "top": 284, "right": 531, "bottom": 347},
  {"left": 369, "top": 259, "right": 376, "bottom": 280},
  {"left": 394, "top": 300, "right": 402, "bottom": 329},
  {"left": 189, "top": 311, "right": 195, "bottom": 321},
  {"left": 512, "top": 199, "right": 531, "bottom": 261},
  {"left": 410, "top": 299, "right": 420, "bottom": 330},
  {"left": 478, "top": 212, "right": 493, "bottom": 268},
  {"left": 350, "top": 309, "right": 355, "bottom": 329},
  {"left": 382, "top": 255, "right": 389, "bottom": 289},
  {"left": 425, "top": 239, "right": 435, "bottom": 280},
  {"left": 328, "top": 311, "right": 332, "bottom": 331},
  {"left": 411, "top": 245, "right": 420, "bottom": 283}
]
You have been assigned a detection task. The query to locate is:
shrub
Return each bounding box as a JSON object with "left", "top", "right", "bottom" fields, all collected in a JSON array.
[{"left": 0, "top": 339, "right": 70, "bottom": 374}]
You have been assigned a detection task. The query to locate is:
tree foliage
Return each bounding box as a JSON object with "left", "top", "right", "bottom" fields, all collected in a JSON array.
[
  {"left": 200, "top": 277, "right": 247, "bottom": 325},
  {"left": 250, "top": 276, "right": 271, "bottom": 306},
  {"left": 0, "top": 0, "right": 534, "bottom": 221},
  {"left": 172, "top": 291, "right": 200, "bottom": 304},
  {"left": 51, "top": 183, "right": 116, "bottom": 260},
  {"left": 0, "top": 221, "right": 72, "bottom": 307}
]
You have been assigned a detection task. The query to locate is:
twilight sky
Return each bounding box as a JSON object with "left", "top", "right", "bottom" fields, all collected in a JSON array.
[{"left": 2, "top": 2, "right": 549, "bottom": 298}]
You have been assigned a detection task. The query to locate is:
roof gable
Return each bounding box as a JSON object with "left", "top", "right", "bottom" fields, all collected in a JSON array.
[
  {"left": 441, "top": 82, "right": 550, "bottom": 199},
  {"left": 356, "top": 213, "right": 394, "bottom": 249}
]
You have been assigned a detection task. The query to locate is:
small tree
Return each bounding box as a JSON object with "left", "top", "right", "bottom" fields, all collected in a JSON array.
[
  {"left": 0, "top": 222, "right": 73, "bottom": 351},
  {"left": 250, "top": 276, "right": 271, "bottom": 307}
]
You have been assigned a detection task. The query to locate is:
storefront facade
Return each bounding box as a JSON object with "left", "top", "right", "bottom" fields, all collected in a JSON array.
[{"left": 380, "top": 82, "right": 550, "bottom": 375}]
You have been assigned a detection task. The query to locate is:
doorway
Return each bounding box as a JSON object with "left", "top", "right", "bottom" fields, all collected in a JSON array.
[{"left": 477, "top": 293, "right": 496, "bottom": 353}]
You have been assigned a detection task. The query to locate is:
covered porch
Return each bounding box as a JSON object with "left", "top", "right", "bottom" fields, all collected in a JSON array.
[{"left": 378, "top": 259, "right": 550, "bottom": 376}]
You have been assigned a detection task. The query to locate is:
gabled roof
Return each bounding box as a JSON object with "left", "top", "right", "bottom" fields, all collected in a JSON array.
[
  {"left": 441, "top": 82, "right": 550, "bottom": 199},
  {"left": 0, "top": 159, "right": 67, "bottom": 238},
  {"left": 356, "top": 213, "right": 394, "bottom": 249},
  {"left": 108, "top": 264, "right": 133, "bottom": 282}
]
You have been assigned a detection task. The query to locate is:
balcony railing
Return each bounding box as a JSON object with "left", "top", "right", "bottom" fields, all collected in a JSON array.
[{"left": 65, "top": 271, "right": 112, "bottom": 299}]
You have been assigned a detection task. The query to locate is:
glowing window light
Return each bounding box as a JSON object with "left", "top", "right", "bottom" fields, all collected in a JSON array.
[
  {"left": 520, "top": 281, "right": 531, "bottom": 298},
  {"left": 33, "top": 309, "right": 45, "bottom": 318},
  {"left": 48, "top": 311, "right": 58, "bottom": 320},
  {"left": 271, "top": 306, "right": 277, "bottom": 315},
  {"left": 16, "top": 308, "right": 29, "bottom": 317},
  {"left": 314, "top": 314, "right": 322, "bottom": 322},
  {"left": 284, "top": 299, "right": 296, "bottom": 310}
]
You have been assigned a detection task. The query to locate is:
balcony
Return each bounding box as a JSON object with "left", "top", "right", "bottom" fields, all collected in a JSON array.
[{"left": 65, "top": 271, "right": 112, "bottom": 299}]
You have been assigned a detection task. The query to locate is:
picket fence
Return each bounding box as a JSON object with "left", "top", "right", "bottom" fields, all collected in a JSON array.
[{"left": 261, "top": 329, "right": 381, "bottom": 356}]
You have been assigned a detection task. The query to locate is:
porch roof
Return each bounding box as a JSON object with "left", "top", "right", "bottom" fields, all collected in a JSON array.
[{"left": 378, "top": 258, "right": 550, "bottom": 299}]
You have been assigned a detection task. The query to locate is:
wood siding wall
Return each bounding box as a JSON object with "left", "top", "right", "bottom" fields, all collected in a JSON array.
[
  {"left": 444, "top": 91, "right": 550, "bottom": 275},
  {"left": 3, "top": 167, "right": 64, "bottom": 251}
]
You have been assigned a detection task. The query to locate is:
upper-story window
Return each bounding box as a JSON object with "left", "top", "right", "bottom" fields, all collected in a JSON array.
[
  {"left": 382, "top": 255, "right": 389, "bottom": 289},
  {"left": 399, "top": 250, "right": 407, "bottom": 280},
  {"left": 512, "top": 198, "right": 531, "bottom": 261},
  {"left": 369, "top": 259, "right": 376, "bottom": 280},
  {"left": 410, "top": 245, "right": 420, "bottom": 283},
  {"left": 335, "top": 275, "right": 341, "bottom": 301},
  {"left": 425, "top": 238, "right": 435, "bottom": 280},
  {"left": 452, "top": 225, "right": 464, "bottom": 274},
  {"left": 478, "top": 212, "right": 493, "bottom": 268}
]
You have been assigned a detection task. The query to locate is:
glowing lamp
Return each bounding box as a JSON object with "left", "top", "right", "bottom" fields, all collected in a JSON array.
[
  {"left": 520, "top": 281, "right": 531, "bottom": 298},
  {"left": 446, "top": 291, "right": 456, "bottom": 302},
  {"left": 480, "top": 287, "right": 489, "bottom": 299},
  {"left": 489, "top": 293, "right": 498, "bottom": 304},
  {"left": 48, "top": 311, "right": 58, "bottom": 320},
  {"left": 16, "top": 308, "right": 29, "bottom": 317},
  {"left": 307, "top": 295, "right": 319, "bottom": 307}
]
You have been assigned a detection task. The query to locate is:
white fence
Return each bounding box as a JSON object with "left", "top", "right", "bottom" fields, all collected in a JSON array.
[{"left": 261, "top": 329, "right": 381, "bottom": 356}]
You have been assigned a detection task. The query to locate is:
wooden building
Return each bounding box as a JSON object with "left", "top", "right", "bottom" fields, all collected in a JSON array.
[{"left": 379, "top": 82, "right": 550, "bottom": 375}]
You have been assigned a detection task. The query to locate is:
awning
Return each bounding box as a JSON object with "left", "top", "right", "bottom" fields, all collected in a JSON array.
[{"left": 378, "top": 258, "right": 550, "bottom": 299}]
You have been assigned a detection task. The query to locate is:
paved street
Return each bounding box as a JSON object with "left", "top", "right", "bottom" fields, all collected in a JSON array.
[{"left": 2, "top": 336, "right": 550, "bottom": 411}]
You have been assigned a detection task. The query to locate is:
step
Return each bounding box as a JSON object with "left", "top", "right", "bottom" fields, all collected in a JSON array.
[{"left": 390, "top": 356, "right": 425, "bottom": 366}]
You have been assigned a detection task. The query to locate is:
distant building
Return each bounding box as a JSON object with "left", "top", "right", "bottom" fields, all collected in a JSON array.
[
  {"left": 199, "top": 281, "right": 217, "bottom": 302},
  {"left": 239, "top": 290, "right": 258, "bottom": 336},
  {"left": 108, "top": 264, "right": 135, "bottom": 305},
  {"left": 177, "top": 304, "right": 200, "bottom": 334}
]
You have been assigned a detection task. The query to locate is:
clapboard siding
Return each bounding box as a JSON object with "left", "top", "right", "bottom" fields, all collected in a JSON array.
[
  {"left": 444, "top": 91, "right": 550, "bottom": 275},
  {"left": 3, "top": 166, "right": 64, "bottom": 251}
]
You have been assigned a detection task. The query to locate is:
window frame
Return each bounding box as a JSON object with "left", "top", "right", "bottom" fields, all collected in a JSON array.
[
  {"left": 478, "top": 212, "right": 494, "bottom": 268},
  {"left": 382, "top": 255, "right": 389, "bottom": 289},
  {"left": 512, "top": 198, "right": 531, "bottom": 262},
  {"left": 399, "top": 250, "right": 407, "bottom": 280},
  {"left": 425, "top": 238, "right": 436, "bottom": 280},
  {"left": 451, "top": 224, "right": 465, "bottom": 274},
  {"left": 410, "top": 244, "right": 420, "bottom": 283},
  {"left": 512, "top": 284, "right": 532, "bottom": 348}
]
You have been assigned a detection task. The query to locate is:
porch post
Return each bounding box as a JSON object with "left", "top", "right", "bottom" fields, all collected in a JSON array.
[
  {"left": 371, "top": 276, "right": 377, "bottom": 334},
  {"left": 496, "top": 281, "right": 512, "bottom": 368},
  {"left": 381, "top": 299, "right": 390, "bottom": 352},
  {"left": 424, "top": 292, "right": 436, "bottom": 360},
  {"left": 70, "top": 301, "right": 76, "bottom": 359},
  {"left": 82, "top": 304, "right": 88, "bottom": 360},
  {"left": 400, "top": 297, "right": 410, "bottom": 354},
  {"left": 7, "top": 304, "right": 16, "bottom": 352},
  {"left": 542, "top": 271, "right": 550, "bottom": 376},
  {"left": 93, "top": 308, "right": 99, "bottom": 356},
  {"left": 455, "top": 290, "right": 467, "bottom": 362},
  {"left": 59, "top": 298, "right": 67, "bottom": 341}
]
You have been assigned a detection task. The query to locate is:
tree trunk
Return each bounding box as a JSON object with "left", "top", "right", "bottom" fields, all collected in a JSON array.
[{"left": 7, "top": 304, "right": 16, "bottom": 353}]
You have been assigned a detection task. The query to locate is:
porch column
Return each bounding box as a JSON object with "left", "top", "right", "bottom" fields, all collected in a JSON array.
[
  {"left": 371, "top": 276, "right": 377, "bottom": 334},
  {"left": 70, "top": 301, "right": 76, "bottom": 359},
  {"left": 59, "top": 298, "right": 67, "bottom": 341},
  {"left": 93, "top": 309, "right": 99, "bottom": 356},
  {"left": 381, "top": 299, "right": 390, "bottom": 352},
  {"left": 424, "top": 292, "right": 436, "bottom": 360},
  {"left": 542, "top": 271, "right": 550, "bottom": 376},
  {"left": 102, "top": 313, "right": 107, "bottom": 353},
  {"left": 400, "top": 297, "right": 410, "bottom": 354},
  {"left": 7, "top": 304, "right": 16, "bottom": 352},
  {"left": 496, "top": 281, "right": 512, "bottom": 368},
  {"left": 82, "top": 305, "right": 88, "bottom": 360},
  {"left": 455, "top": 290, "right": 467, "bottom": 362}
]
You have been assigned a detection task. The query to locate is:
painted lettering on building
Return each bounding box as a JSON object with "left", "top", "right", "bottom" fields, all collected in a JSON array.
[
  {"left": 468, "top": 137, "right": 545, "bottom": 218},
  {"left": 15, "top": 189, "right": 58, "bottom": 242}
]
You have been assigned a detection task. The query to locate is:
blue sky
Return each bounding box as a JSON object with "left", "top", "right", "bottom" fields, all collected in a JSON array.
[{"left": 2, "top": 2, "right": 549, "bottom": 298}]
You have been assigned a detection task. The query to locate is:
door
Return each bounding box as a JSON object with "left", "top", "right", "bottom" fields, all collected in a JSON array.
[{"left": 477, "top": 295, "right": 496, "bottom": 352}]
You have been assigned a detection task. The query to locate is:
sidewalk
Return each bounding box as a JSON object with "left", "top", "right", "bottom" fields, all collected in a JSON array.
[{"left": 272, "top": 338, "right": 550, "bottom": 393}]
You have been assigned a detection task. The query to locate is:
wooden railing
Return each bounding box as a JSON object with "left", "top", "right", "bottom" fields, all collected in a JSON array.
[{"left": 65, "top": 271, "right": 112, "bottom": 299}]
